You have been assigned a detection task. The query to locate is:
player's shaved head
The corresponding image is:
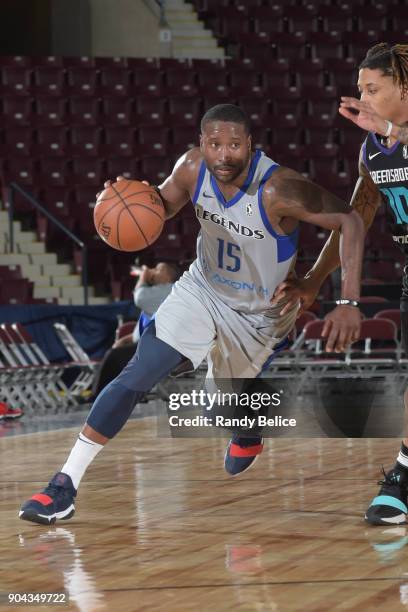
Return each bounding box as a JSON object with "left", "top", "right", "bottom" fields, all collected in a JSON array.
[{"left": 201, "top": 104, "right": 250, "bottom": 134}]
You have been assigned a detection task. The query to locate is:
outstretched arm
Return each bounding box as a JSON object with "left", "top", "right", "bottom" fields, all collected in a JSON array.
[
  {"left": 302, "top": 149, "right": 382, "bottom": 287},
  {"left": 339, "top": 97, "right": 408, "bottom": 144},
  {"left": 265, "top": 167, "right": 365, "bottom": 351},
  {"left": 273, "top": 147, "right": 382, "bottom": 314}
]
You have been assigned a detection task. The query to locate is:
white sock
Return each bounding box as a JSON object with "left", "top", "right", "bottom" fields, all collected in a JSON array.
[{"left": 61, "top": 433, "right": 104, "bottom": 490}]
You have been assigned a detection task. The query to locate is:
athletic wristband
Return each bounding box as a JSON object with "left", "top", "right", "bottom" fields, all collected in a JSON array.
[
  {"left": 335, "top": 299, "right": 360, "bottom": 307},
  {"left": 384, "top": 120, "right": 393, "bottom": 138}
]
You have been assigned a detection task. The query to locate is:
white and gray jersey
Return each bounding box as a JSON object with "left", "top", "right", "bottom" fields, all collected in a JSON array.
[{"left": 189, "top": 149, "right": 299, "bottom": 314}]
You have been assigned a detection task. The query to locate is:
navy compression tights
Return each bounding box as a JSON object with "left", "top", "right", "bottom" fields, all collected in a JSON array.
[{"left": 87, "top": 322, "right": 184, "bottom": 438}]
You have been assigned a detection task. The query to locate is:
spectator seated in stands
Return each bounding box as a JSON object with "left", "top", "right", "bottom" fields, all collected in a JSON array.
[{"left": 91, "top": 262, "right": 180, "bottom": 398}]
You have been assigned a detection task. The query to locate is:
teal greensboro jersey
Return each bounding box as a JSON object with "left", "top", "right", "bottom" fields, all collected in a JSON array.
[
  {"left": 190, "top": 150, "right": 299, "bottom": 314},
  {"left": 363, "top": 132, "right": 408, "bottom": 254}
]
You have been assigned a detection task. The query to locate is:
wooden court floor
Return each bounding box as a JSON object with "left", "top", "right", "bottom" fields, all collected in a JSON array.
[{"left": 2, "top": 416, "right": 408, "bottom": 611}]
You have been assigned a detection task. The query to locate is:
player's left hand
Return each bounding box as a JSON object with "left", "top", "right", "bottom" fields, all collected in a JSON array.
[
  {"left": 322, "top": 304, "right": 362, "bottom": 353},
  {"left": 339, "top": 97, "right": 390, "bottom": 136}
]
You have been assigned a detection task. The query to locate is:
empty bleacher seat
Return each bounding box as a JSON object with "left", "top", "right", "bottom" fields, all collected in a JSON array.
[
  {"left": 134, "top": 97, "right": 166, "bottom": 127},
  {"left": 2, "top": 97, "right": 33, "bottom": 125},
  {"left": 0, "top": 66, "right": 32, "bottom": 95},
  {"left": 32, "top": 67, "right": 64, "bottom": 96},
  {"left": 37, "top": 158, "right": 70, "bottom": 187},
  {"left": 34, "top": 126, "right": 67, "bottom": 157},
  {"left": 102, "top": 126, "right": 137, "bottom": 157},
  {"left": 34, "top": 97, "right": 67, "bottom": 126},
  {"left": 68, "top": 126, "right": 102, "bottom": 157},
  {"left": 105, "top": 158, "right": 138, "bottom": 180},
  {"left": 167, "top": 97, "right": 201, "bottom": 127},
  {"left": 101, "top": 97, "right": 133, "bottom": 126},
  {"left": 68, "top": 97, "right": 101, "bottom": 126},
  {"left": 1, "top": 127, "right": 33, "bottom": 157},
  {"left": 98, "top": 67, "right": 130, "bottom": 96},
  {"left": 0, "top": 279, "right": 33, "bottom": 304},
  {"left": 140, "top": 157, "right": 173, "bottom": 185},
  {"left": 65, "top": 67, "right": 97, "bottom": 96},
  {"left": 71, "top": 158, "right": 104, "bottom": 186}
]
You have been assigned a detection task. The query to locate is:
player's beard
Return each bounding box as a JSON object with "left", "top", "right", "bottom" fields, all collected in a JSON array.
[{"left": 211, "top": 156, "right": 250, "bottom": 184}]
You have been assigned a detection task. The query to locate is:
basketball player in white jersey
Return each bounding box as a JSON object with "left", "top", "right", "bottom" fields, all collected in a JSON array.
[{"left": 19, "top": 104, "right": 364, "bottom": 525}]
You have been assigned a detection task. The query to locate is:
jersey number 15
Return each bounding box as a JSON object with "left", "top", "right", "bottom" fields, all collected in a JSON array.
[{"left": 217, "top": 239, "right": 241, "bottom": 273}]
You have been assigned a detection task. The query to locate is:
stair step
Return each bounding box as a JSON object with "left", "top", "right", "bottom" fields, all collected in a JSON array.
[
  {"left": 30, "top": 253, "right": 58, "bottom": 265},
  {"left": 31, "top": 275, "right": 52, "bottom": 287},
  {"left": 0, "top": 253, "right": 30, "bottom": 265},
  {"left": 88, "top": 296, "right": 111, "bottom": 305},
  {"left": 34, "top": 286, "right": 61, "bottom": 299},
  {"left": 51, "top": 274, "right": 82, "bottom": 287},
  {"left": 20, "top": 263, "right": 42, "bottom": 277},
  {"left": 42, "top": 263, "right": 72, "bottom": 275},
  {"left": 61, "top": 286, "right": 94, "bottom": 300},
  {"left": 14, "top": 231, "right": 37, "bottom": 243},
  {"left": 0, "top": 220, "right": 22, "bottom": 234},
  {"left": 18, "top": 241, "right": 46, "bottom": 254},
  {"left": 173, "top": 37, "right": 219, "bottom": 48}
]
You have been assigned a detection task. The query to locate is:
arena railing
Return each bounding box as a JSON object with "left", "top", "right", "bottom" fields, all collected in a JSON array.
[{"left": 7, "top": 182, "right": 89, "bottom": 305}]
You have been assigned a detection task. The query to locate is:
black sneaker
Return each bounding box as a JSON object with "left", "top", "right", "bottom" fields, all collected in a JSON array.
[
  {"left": 224, "top": 434, "right": 264, "bottom": 476},
  {"left": 365, "top": 467, "right": 408, "bottom": 526},
  {"left": 19, "top": 472, "right": 77, "bottom": 525}
]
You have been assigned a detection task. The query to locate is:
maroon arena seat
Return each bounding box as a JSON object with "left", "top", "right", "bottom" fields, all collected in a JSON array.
[
  {"left": 102, "top": 126, "right": 137, "bottom": 158},
  {"left": 68, "top": 126, "right": 102, "bottom": 157},
  {"left": 32, "top": 67, "right": 64, "bottom": 96},
  {"left": 0, "top": 279, "right": 33, "bottom": 304},
  {"left": 105, "top": 157, "right": 138, "bottom": 180},
  {"left": 37, "top": 158, "right": 70, "bottom": 187},
  {"left": 134, "top": 97, "right": 166, "bottom": 127},
  {"left": 2, "top": 96, "right": 33, "bottom": 125},
  {"left": 71, "top": 159, "right": 104, "bottom": 186},
  {"left": 65, "top": 67, "right": 98, "bottom": 96},
  {"left": 1, "top": 127, "right": 33, "bottom": 157},
  {"left": 0, "top": 67, "right": 32, "bottom": 95},
  {"left": 0, "top": 265, "right": 23, "bottom": 280},
  {"left": 102, "top": 97, "right": 133, "bottom": 126},
  {"left": 33, "top": 126, "right": 68, "bottom": 157},
  {"left": 98, "top": 67, "right": 130, "bottom": 96},
  {"left": 33, "top": 97, "right": 67, "bottom": 126},
  {"left": 374, "top": 310, "right": 401, "bottom": 332},
  {"left": 68, "top": 97, "right": 101, "bottom": 126}
]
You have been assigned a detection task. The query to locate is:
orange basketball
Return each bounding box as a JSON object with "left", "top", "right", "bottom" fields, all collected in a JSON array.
[{"left": 94, "top": 180, "right": 165, "bottom": 252}]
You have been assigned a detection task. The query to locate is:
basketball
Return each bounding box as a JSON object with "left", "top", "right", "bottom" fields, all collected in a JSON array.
[{"left": 94, "top": 180, "right": 165, "bottom": 252}]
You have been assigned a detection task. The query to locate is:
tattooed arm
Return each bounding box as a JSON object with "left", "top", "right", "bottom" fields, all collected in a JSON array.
[
  {"left": 272, "top": 146, "right": 381, "bottom": 314},
  {"left": 302, "top": 147, "right": 381, "bottom": 284},
  {"left": 265, "top": 167, "right": 365, "bottom": 351}
]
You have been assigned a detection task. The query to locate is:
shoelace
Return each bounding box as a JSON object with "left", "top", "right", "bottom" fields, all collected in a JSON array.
[
  {"left": 377, "top": 466, "right": 403, "bottom": 488},
  {"left": 44, "top": 483, "right": 71, "bottom": 498}
]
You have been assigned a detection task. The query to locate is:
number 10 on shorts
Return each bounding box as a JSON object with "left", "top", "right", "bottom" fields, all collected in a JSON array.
[{"left": 217, "top": 239, "right": 241, "bottom": 273}]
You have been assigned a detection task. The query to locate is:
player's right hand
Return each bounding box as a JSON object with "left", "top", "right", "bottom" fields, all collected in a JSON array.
[
  {"left": 271, "top": 275, "right": 321, "bottom": 316},
  {"left": 96, "top": 177, "right": 150, "bottom": 200}
]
